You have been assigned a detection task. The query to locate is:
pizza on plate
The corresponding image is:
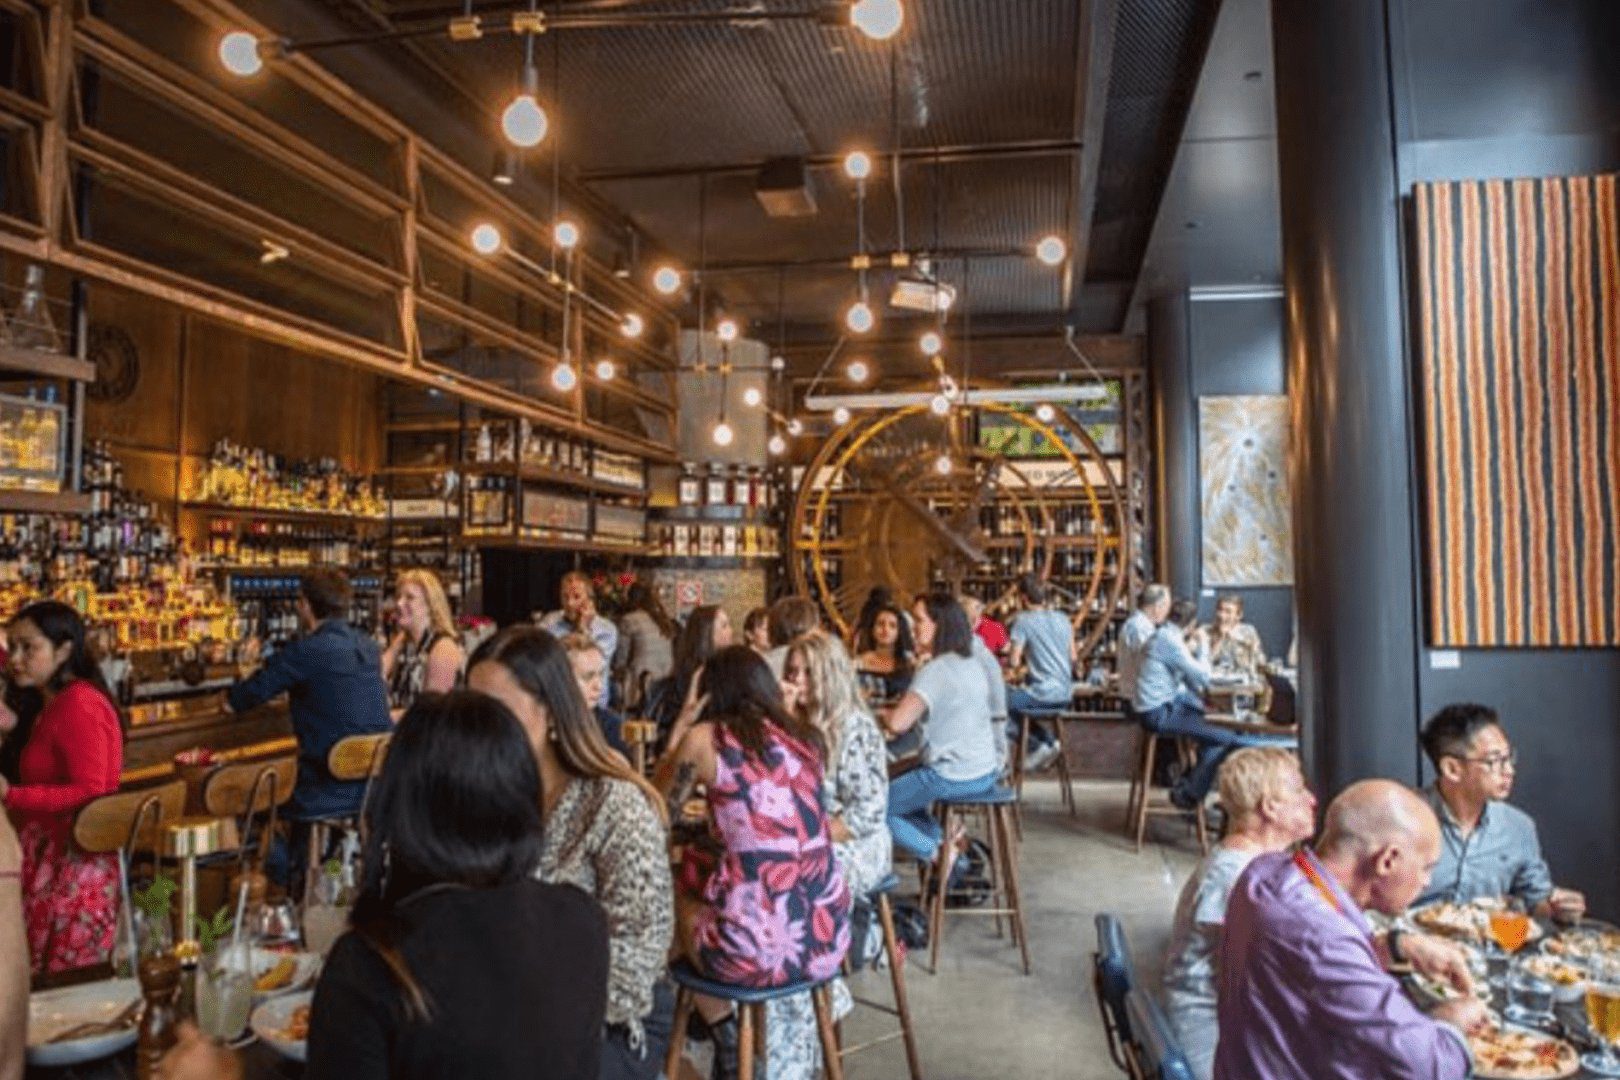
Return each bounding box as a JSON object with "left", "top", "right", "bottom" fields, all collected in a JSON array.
[
  {"left": 1543, "top": 927, "right": 1620, "bottom": 962},
  {"left": 1466, "top": 1026, "right": 1579, "bottom": 1080},
  {"left": 1410, "top": 899, "right": 1543, "bottom": 945}
]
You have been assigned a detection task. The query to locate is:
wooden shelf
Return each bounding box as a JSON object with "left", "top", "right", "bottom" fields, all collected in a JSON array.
[
  {"left": 180, "top": 501, "right": 388, "bottom": 527},
  {"left": 379, "top": 464, "right": 453, "bottom": 476},
  {"left": 0, "top": 343, "right": 95, "bottom": 382},
  {"left": 462, "top": 533, "right": 653, "bottom": 557},
  {"left": 0, "top": 488, "right": 92, "bottom": 513},
  {"left": 460, "top": 459, "right": 647, "bottom": 498},
  {"left": 385, "top": 419, "right": 463, "bottom": 433},
  {"left": 202, "top": 563, "right": 384, "bottom": 575}
]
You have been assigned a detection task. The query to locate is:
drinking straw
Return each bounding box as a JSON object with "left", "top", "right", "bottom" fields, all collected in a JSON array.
[
  {"left": 230, "top": 877, "right": 250, "bottom": 950},
  {"left": 116, "top": 848, "right": 138, "bottom": 974}
]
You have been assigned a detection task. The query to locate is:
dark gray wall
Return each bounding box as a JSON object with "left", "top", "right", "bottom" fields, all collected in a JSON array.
[
  {"left": 1148, "top": 293, "right": 1200, "bottom": 604},
  {"left": 1387, "top": 0, "right": 1620, "bottom": 913}
]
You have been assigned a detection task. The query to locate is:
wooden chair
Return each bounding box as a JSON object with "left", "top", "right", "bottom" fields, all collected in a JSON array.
[
  {"left": 73, "top": 780, "right": 188, "bottom": 859},
  {"left": 305, "top": 733, "right": 391, "bottom": 894},
  {"left": 1126, "top": 731, "right": 1209, "bottom": 855},
  {"left": 201, "top": 757, "right": 296, "bottom": 873}
]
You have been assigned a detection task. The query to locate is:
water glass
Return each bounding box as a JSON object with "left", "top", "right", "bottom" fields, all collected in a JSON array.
[
  {"left": 196, "top": 941, "right": 254, "bottom": 1041},
  {"left": 302, "top": 901, "right": 350, "bottom": 956},
  {"left": 1504, "top": 962, "right": 1555, "bottom": 1026}
]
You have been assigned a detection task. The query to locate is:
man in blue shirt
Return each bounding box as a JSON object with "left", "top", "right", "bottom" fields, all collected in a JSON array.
[
  {"left": 228, "top": 568, "right": 393, "bottom": 831},
  {"left": 1415, "top": 703, "right": 1585, "bottom": 919},
  {"left": 538, "top": 572, "right": 618, "bottom": 707},
  {"left": 1006, "top": 574, "right": 1076, "bottom": 772}
]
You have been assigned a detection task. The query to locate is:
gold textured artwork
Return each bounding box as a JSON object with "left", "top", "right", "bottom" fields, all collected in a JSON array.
[{"left": 1200, "top": 395, "right": 1293, "bottom": 586}]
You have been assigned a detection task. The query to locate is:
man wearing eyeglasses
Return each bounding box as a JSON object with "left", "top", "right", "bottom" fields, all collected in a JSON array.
[{"left": 1415, "top": 703, "right": 1585, "bottom": 919}]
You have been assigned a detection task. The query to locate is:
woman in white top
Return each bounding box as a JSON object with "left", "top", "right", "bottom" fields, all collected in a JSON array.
[{"left": 1160, "top": 747, "right": 1316, "bottom": 1079}]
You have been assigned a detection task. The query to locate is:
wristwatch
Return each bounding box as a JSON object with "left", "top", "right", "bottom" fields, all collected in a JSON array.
[{"left": 1386, "top": 927, "right": 1408, "bottom": 966}]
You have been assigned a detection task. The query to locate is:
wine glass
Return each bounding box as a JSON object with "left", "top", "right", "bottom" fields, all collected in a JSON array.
[{"left": 1582, "top": 954, "right": 1620, "bottom": 1077}]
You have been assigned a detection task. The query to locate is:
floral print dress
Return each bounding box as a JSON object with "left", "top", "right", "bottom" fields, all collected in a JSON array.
[{"left": 678, "top": 720, "right": 850, "bottom": 989}]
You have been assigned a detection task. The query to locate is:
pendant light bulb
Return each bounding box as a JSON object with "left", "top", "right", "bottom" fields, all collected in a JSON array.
[
  {"left": 716, "top": 318, "right": 739, "bottom": 343},
  {"left": 551, "top": 361, "right": 578, "bottom": 392},
  {"left": 1035, "top": 403, "right": 1057, "bottom": 423},
  {"left": 742, "top": 386, "right": 763, "bottom": 408},
  {"left": 768, "top": 433, "right": 787, "bottom": 456},
  {"left": 787, "top": 418, "right": 804, "bottom": 437},
  {"left": 620, "top": 313, "right": 644, "bottom": 338},
  {"left": 844, "top": 300, "right": 875, "bottom": 334},
  {"left": 833, "top": 406, "right": 852, "bottom": 425},
  {"left": 1036, "top": 235, "right": 1067, "bottom": 266},
  {"left": 940, "top": 374, "right": 960, "bottom": 400},
  {"left": 594, "top": 359, "right": 616, "bottom": 382},
  {"left": 470, "top": 223, "right": 503, "bottom": 255},
  {"left": 652, "top": 266, "right": 682, "bottom": 295},
  {"left": 219, "top": 31, "right": 265, "bottom": 77},
  {"left": 770, "top": 354, "right": 787, "bottom": 372},
  {"left": 846, "top": 359, "right": 870, "bottom": 384},
  {"left": 712, "top": 420, "right": 735, "bottom": 447},
  {"left": 919, "top": 331, "right": 943, "bottom": 356},
  {"left": 851, "top": 0, "right": 904, "bottom": 41},
  {"left": 553, "top": 220, "right": 580, "bottom": 249},
  {"left": 929, "top": 393, "right": 950, "bottom": 416},
  {"left": 501, "top": 92, "right": 548, "bottom": 148},
  {"left": 843, "top": 151, "right": 873, "bottom": 181},
  {"left": 934, "top": 453, "right": 953, "bottom": 476}
]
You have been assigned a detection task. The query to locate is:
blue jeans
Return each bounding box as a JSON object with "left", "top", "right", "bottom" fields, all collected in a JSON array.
[
  {"left": 1006, "top": 686, "right": 1069, "bottom": 750},
  {"left": 887, "top": 766, "right": 1003, "bottom": 860},
  {"left": 1138, "top": 692, "right": 1292, "bottom": 806}
]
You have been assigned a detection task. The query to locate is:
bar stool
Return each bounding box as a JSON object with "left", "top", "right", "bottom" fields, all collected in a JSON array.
[
  {"left": 663, "top": 960, "right": 845, "bottom": 1080},
  {"left": 1127, "top": 730, "right": 1208, "bottom": 855},
  {"left": 839, "top": 873, "right": 923, "bottom": 1080},
  {"left": 73, "top": 780, "right": 188, "bottom": 868},
  {"left": 304, "top": 732, "right": 391, "bottom": 896},
  {"left": 201, "top": 756, "right": 296, "bottom": 875},
  {"left": 926, "top": 787, "right": 1029, "bottom": 976},
  {"left": 1009, "top": 708, "right": 1076, "bottom": 819}
]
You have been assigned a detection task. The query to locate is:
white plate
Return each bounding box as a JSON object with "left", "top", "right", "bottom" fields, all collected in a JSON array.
[
  {"left": 250, "top": 989, "right": 312, "bottom": 1063},
  {"left": 250, "top": 946, "right": 321, "bottom": 1003},
  {"left": 27, "top": 978, "right": 140, "bottom": 1067}
]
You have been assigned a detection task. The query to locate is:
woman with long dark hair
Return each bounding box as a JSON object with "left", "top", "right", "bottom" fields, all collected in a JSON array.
[
  {"left": 853, "top": 603, "right": 916, "bottom": 702},
  {"left": 646, "top": 604, "right": 731, "bottom": 742},
  {"left": 467, "top": 627, "right": 674, "bottom": 1080},
  {"left": 654, "top": 646, "right": 850, "bottom": 1080},
  {"left": 161, "top": 691, "right": 610, "bottom": 1080},
  {"left": 0, "top": 601, "right": 121, "bottom": 974},
  {"left": 614, "top": 581, "right": 674, "bottom": 713}
]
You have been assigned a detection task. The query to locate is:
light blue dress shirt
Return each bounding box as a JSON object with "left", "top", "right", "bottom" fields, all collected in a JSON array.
[{"left": 1415, "top": 786, "right": 1555, "bottom": 907}]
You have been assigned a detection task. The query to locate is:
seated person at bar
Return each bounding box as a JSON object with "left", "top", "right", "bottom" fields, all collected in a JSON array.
[
  {"left": 227, "top": 569, "right": 393, "bottom": 846},
  {"left": 645, "top": 605, "right": 730, "bottom": 747},
  {"left": 741, "top": 606, "right": 771, "bottom": 655},
  {"left": 539, "top": 572, "right": 618, "bottom": 707},
  {"left": 853, "top": 602, "right": 916, "bottom": 702},
  {"left": 654, "top": 646, "right": 849, "bottom": 1080},
  {"left": 562, "top": 632, "right": 630, "bottom": 759},
  {"left": 763, "top": 595, "right": 821, "bottom": 680},
  {"left": 381, "top": 568, "right": 464, "bottom": 717},
  {"left": 1193, "top": 594, "right": 1264, "bottom": 677},
  {"left": 961, "top": 594, "right": 1008, "bottom": 658},
  {"left": 1161, "top": 748, "right": 1318, "bottom": 1080},
  {"left": 1, "top": 602, "right": 123, "bottom": 974},
  {"left": 1005, "top": 573, "right": 1076, "bottom": 771},
  {"left": 1135, "top": 599, "right": 1266, "bottom": 809},
  {"left": 1214, "top": 780, "right": 1486, "bottom": 1080},
  {"left": 1118, "top": 584, "right": 1171, "bottom": 719},
  {"left": 1415, "top": 702, "right": 1585, "bottom": 919},
  {"left": 161, "top": 691, "right": 612, "bottom": 1080}
]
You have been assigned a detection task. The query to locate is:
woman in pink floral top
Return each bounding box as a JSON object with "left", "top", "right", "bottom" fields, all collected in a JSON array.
[{"left": 656, "top": 645, "right": 850, "bottom": 1076}]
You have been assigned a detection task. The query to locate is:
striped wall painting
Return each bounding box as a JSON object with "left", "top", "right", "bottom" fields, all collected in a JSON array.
[{"left": 1413, "top": 174, "right": 1620, "bottom": 647}]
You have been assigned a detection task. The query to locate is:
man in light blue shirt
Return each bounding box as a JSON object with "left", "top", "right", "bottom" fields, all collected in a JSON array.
[
  {"left": 1415, "top": 703, "right": 1585, "bottom": 919},
  {"left": 537, "top": 571, "right": 618, "bottom": 707},
  {"left": 1117, "top": 584, "right": 1171, "bottom": 713},
  {"left": 1007, "top": 574, "right": 1075, "bottom": 770}
]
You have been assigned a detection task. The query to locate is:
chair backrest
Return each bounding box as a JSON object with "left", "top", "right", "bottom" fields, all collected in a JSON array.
[
  {"left": 1124, "top": 988, "right": 1197, "bottom": 1080},
  {"left": 72, "top": 780, "right": 188, "bottom": 856},
  {"left": 327, "top": 733, "right": 391, "bottom": 782},
  {"left": 202, "top": 758, "right": 297, "bottom": 817},
  {"left": 1093, "top": 912, "right": 1137, "bottom": 1070}
]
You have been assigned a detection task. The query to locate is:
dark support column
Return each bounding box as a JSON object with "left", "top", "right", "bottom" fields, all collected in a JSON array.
[
  {"left": 1272, "top": 0, "right": 1422, "bottom": 793},
  {"left": 1148, "top": 291, "right": 1199, "bottom": 600}
]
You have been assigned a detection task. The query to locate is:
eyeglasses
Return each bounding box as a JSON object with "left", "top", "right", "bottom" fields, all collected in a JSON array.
[{"left": 1452, "top": 750, "right": 1518, "bottom": 773}]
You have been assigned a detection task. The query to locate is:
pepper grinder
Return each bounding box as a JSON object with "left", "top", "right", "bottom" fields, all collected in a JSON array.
[{"left": 135, "top": 950, "right": 181, "bottom": 1080}]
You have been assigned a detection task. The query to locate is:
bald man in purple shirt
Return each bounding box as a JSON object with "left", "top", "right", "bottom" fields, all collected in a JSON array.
[{"left": 1214, "top": 780, "right": 1488, "bottom": 1079}]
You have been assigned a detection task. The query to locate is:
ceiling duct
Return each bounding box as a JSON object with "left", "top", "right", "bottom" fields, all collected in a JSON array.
[{"left": 754, "top": 157, "right": 818, "bottom": 219}]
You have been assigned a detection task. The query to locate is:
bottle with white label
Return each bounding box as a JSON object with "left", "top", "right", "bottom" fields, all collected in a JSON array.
[
  {"left": 678, "top": 464, "right": 700, "bottom": 507},
  {"left": 706, "top": 467, "right": 728, "bottom": 508}
]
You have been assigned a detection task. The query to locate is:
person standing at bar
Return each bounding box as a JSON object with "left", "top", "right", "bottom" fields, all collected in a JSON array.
[
  {"left": 0, "top": 601, "right": 122, "bottom": 974},
  {"left": 539, "top": 572, "right": 618, "bottom": 708},
  {"left": 380, "top": 569, "right": 464, "bottom": 717}
]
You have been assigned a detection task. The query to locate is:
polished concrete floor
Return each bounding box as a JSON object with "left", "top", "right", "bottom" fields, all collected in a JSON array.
[{"left": 839, "top": 778, "right": 1205, "bottom": 1080}]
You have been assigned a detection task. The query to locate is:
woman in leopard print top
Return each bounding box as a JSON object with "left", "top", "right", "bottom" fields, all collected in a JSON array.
[{"left": 469, "top": 627, "right": 674, "bottom": 1080}]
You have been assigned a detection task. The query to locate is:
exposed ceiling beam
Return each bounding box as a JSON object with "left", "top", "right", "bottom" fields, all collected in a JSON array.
[
  {"left": 575, "top": 139, "right": 1084, "bottom": 185},
  {"left": 1066, "top": 0, "right": 1119, "bottom": 317}
]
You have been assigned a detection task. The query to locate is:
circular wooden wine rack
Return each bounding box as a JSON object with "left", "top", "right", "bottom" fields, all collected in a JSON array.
[{"left": 790, "top": 400, "right": 1130, "bottom": 659}]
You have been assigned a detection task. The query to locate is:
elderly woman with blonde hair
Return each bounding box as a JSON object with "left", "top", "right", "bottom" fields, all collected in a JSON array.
[{"left": 1159, "top": 747, "right": 1317, "bottom": 1080}]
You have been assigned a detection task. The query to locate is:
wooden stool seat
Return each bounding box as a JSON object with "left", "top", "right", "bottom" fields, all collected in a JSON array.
[
  {"left": 304, "top": 733, "right": 391, "bottom": 896},
  {"left": 926, "top": 789, "right": 1030, "bottom": 977},
  {"left": 202, "top": 757, "right": 297, "bottom": 873},
  {"left": 841, "top": 874, "right": 924, "bottom": 1079},
  {"left": 664, "top": 961, "right": 844, "bottom": 1080},
  {"left": 1127, "top": 729, "right": 1209, "bottom": 855},
  {"left": 73, "top": 780, "right": 187, "bottom": 856}
]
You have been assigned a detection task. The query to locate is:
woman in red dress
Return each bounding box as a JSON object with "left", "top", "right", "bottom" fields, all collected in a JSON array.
[{"left": 0, "top": 602, "right": 123, "bottom": 974}]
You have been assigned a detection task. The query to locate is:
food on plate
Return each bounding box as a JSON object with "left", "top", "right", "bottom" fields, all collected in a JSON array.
[
  {"left": 172, "top": 747, "right": 217, "bottom": 767},
  {"left": 1410, "top": 899, "right": 1542, "bottom": 945},
  {"left": 1521, "top": 955, "right": 1585, "bottom": 987},
  {"left": 280, "top": 1004, "right": 310, "bottom": 1043},
  {"left": 1543, "top": 927, "right": 1620, "bottom": 961},
  {"left": 255, "top": 956, "right": 298, "bottom": 993},
  {"left": 1466, "top": 1025, "right": 1578, "bottom": 1079}
]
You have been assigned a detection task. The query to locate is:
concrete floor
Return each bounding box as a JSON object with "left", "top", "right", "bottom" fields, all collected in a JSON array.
[{"left": 838, "top": 778, "right": 1205, "bottom": 1080}]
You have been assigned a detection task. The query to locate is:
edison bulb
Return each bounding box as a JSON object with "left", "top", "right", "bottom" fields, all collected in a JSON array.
[
  {"left": 1035, "top": 402, "right": 1056, "bottom": 423},
  {"left": 470, "top": 223, "right": 503, "bottom": 254},
  {"left": 934, "top": 454, "right": 952, "bottom": 476},
  {"left": 551, "top": 361, "right": 578, "bottom": 392},
  {"left": 595, "top": 359, "right": 616, "bottom": 381},
  {"left": 219, "top": 32, "right": 264, "bottom": 76},
  {"left": 742, "top": 386, "right": 763, "bottom": 407},
  {"left": 919, "top": 330, "right": 942, "bottom": 356},
  {"left": 620, "top": 313, "right": 643, "bottom": 338},
  {"left": 1036, "top": 235, "right": 1067, "bottom": 266},
  {"left": 844, "top": 151, "right": 872, "bottom": 181},
  {"left": 712, "top": 420, "right": 735, "bottom": 447},
  {"left": 846, "top": 359, "right": 870, "bottom": 384},
  {"left": 833, "top": 406, "right": 852, "bottom": 425},
  {"left": 553, "top": 220, "right": 580, "bottom": 249},
  {"left": 787, "top": 418, "right": 804, "bottom": 436},
  {"left": 652, "top": 266, "right": 682, "bottom": 294},
  {"left": 501, "top": 93, "right": 548, "bottom": 148},
  {"left": 770, "top": 354, "right": 786, "bottom": 372},
  {"left": 716, "top": 318, "right": 739, "bottom": 343},
  {"left": 851, "top": 0, "right": 904, "bottom": 41},
  {"left": 768, "top": 433, "right": 787, "bottom": 456},
  {"left": 929, "top": 393, "right": 950, "bottom": 416},
  {"left": 844, "top": 300, "right": 874, "bottom": 334}
]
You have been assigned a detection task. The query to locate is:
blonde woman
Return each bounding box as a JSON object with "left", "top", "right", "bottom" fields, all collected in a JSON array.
[
  {"left": 381, "top": 570, "right": 464, "bottom": 715},
  {"left": 1160, "top": 747, "right": 1316, "bottom": 1080}
]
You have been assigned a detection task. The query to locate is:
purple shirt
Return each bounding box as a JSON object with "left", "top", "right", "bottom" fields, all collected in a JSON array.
[{"left": 1213, "top": 849, "right": 1472, "bottom": 1080}]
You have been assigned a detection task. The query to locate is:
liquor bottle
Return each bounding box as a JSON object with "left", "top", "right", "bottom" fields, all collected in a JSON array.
[
  {"left": 678, "top": 464, "right": 700, "bottom": 507},
  {"left": 705, "top": 467, "right": 728, "bottom": 508},
  {"left": 8, "top": 265, "right": 61, "bottom": 352}
]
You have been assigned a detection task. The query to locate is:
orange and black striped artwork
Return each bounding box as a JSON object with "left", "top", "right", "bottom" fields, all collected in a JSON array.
[{"left": 1413, "top": 174, "right": 1620, "bottom": 647}]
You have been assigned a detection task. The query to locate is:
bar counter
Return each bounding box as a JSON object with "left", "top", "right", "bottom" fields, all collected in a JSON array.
[{"left": 119, "top": 696, "right": 294, "bottom": 786}]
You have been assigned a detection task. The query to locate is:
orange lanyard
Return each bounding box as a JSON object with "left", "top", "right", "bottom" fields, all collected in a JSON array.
[{"left": 1293, "top": 849, "right": 1344, "bottom": 915}]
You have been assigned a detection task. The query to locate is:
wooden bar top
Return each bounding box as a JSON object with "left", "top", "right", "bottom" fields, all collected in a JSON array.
[{"left": 120, "top": 735, "right": 298, "bottom": 786}]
